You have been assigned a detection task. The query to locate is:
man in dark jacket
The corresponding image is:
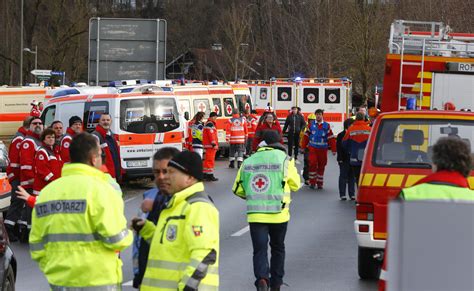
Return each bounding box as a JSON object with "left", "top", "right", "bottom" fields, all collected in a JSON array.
[
  {"left": 337, "top": 118, "right": 355, "bottom": 200},
  {"left": 283, "top": 107, "right": 306, "bottom": 159},
  {"left": 92, "top": 114, "right": 121, "bottom": 180}
]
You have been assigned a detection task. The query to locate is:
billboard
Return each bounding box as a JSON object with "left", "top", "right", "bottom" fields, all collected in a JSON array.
[{"left": 88, "top": 18, "right": 167, "bottom": 86}]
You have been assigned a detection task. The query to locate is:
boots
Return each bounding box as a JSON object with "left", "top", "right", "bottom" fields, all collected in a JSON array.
[
  {"left": 208, "top": 174, "right": 218, "bottom": 181},
  {"left": 229, "top": 161, "right": 235, "bottom": 168},
  {"left": 256, "top": 279, "right": 269, "bottom": 291}
]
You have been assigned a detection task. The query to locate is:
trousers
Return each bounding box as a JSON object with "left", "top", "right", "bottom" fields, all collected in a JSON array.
[
  {"left": 4, "top": 179, "right": 24, "bottom": 227},
  {"left": 229, "top": 143, "right": 245, "bottom": 162},
  {"left": 203, "top": 148, "right": 217, "bottom": 174},
  {"left": 249, "top": 222, "right": 288, "bottom": 288},
  {"left": 287, "top": 132, "right": 300, "bottom": 158},
  {"left": 339, "top": 162, "right": 355, "bottom": 198},
  {"left": 308, "top": 147, "right": 328, "bottom": 187}
]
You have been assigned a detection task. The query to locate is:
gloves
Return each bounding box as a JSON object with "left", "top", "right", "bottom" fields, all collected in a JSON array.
[{"left": 131, "top": 217, "right": 145, "bottom": 233}]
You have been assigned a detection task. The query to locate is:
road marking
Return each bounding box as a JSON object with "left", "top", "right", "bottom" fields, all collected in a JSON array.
[
  {"left": 123, "top": 280, "right": 133, "bottom": 286},
  {"left": 125, "top": 196, "right": 138, "bottom": 203},
  {"left": 231, "top": 225, "right": 250, "bottom": 237}
]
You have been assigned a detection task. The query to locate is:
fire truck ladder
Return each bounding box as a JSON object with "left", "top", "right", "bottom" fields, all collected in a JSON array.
[{"left": 393, "top": 20, "right": 445, "bottom": 110}]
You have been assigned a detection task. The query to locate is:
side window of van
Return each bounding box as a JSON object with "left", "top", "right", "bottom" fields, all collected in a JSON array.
[
  {"left": 212, "top": 98, "right": 222, "bottom": 117},
  {"left": 84, "top": 101, "right": 109, "bottom": 132},
  {"left": 223, "top": 97, "right": 235, "bottom": 117},
  {"left": 42, "top": 105, "right": 56, "bottom": 127}
]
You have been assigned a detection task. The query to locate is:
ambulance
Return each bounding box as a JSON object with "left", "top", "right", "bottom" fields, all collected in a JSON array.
[
  {"left": 248, "top": 78, "right": 352, "bottom": 134},
  {"left": 355, "top": 20, "right": 474, "bottom": 280},
  {"left": 41, "top": 86, "right": 183, "bottom": 180}
]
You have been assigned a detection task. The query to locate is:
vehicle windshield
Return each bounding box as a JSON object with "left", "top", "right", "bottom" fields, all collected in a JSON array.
[
  {"left": 234, "top": 94, "right": 252, "bottom": 113},
  {"left": 373, "top": 118, "right": 473, "bottom": 168},
  {"left": 119, "top": 97, "right": 179, "bottom": 133}
]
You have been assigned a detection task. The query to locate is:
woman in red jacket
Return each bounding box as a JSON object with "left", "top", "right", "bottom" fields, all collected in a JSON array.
[
  {"left": 32, "top": 128, "right": 63, "bottom": 196},
  {"left": 252, "top": 111, "right": 283, "bottom": 152}
]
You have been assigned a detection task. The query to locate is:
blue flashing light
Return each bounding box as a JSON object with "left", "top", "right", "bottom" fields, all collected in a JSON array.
[
  {"left": 294, "top": 77, "right": 302, "bottom": 82},
  {"left": 270, "top": 77, "right": 276, "bottom": 82},
  {"left": 212, "top": 80, "right": 218, "bottom": 85}
]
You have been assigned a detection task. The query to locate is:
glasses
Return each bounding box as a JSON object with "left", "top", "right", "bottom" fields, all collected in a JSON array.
[{"left": 32, "top": 122, "right": 43, "bottom": 125}]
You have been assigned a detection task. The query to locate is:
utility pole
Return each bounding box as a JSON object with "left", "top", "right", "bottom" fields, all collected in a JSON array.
[{"left": 19, "top": 0, "right": 24, "bottom": 85}]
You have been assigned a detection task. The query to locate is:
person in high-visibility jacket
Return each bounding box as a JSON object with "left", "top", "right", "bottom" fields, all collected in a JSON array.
[
  {"left": 203, "top": 112, "right": 219, "bottom": 181},
  {"left": 189, "top": 112, "right": 205, "bottom": 158},
  {"left": 29, "top": 132, "right": 132, "bottom": 289},
  {"left": 133, "top": 151, "right": 220, "bottom": 291},
  {"left": 232, "top": 130, "right": 301, "bottom": 291},
  {"left": 226, "top": 108, "right": 248, "bottom": 168},
  {"left": 378, "top": 137, "right": 474, "bottom": 291}
]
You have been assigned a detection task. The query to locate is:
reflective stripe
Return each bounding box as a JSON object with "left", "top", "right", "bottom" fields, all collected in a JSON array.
[
  {"left": 141, "top": 278, "right": 177, "bottom": 289},
  {"left": 379, "top": 269, "right": 388, "bottom": 280},
  {"left": 7, "top": 173, "right": 14, "bottom": 179},
  {"left": 45, "top": 172, "right": 54, "bottom": 181},
  {"left": 30, "top": 229, "right": 129, "bottom": 252},
  {"left": 4, "top": 220, "right": 15, "bottom": 226},
  {"left": 247, "top": 204, "right": 282, "bottom": 212},
  {"left": 247, "top": 194, "right": 283, "bottom": 200},
  {"left": 349, "top": 130, "right": 370, "bottom": 136},
  {"left": 20, "top": 179, "right": 34, "bottom": 186},
  {"left": 183, "top": 275, "right": 201, "bottom": 289},
  {"left": 33, "top": 190, "right": 41, "bottom": 195},
  {"left": 50, "top": 283, "right": 121, "bottom": 291},
  {"left": 100, "top": 143, "right": 108, "bottom": 148},
  {"left": 243, "top": 164, "right": 282, "bottom": 172},
  {"left": 147, "top": 258, "right": 218, "bottom": 274},
  {"left": 21, "top": 165, "right": 33, "bottom": 170},
  {"left": 9, "top": 163, "right": 20, "bottom": 167}
]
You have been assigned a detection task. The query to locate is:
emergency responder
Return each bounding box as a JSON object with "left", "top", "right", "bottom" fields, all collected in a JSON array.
[
  {"left": 50, "top": 120, "right": 64, "bottom": 151},
  {"left": 343, "top": 112, "right": 371, "bottom": 184},
  {"left": 233, "top": 130, "right": 301, "bottom": 291},
  {"left": 30, "top": 100, "right": 41, "bottom": 118},
  {"left": 203, "top": 112, "right": 219, "bottom": 181},
  {"left": 60, "top": 116, "right": 83, "bottom": 163},
  {"left": 301, "top": 109, "right": 336, "bottom": 189},
  {"left": 32, "top": 128, "right": 63, "bottom": 196},
  {"left": 337, "top": 118, "right": 355, "bottom": 200},
  {"left": 29, "top": 132, "right": 132, "bottom": 289},
  {"left": 132, "top": 147, "right": 179, "bottom": 288},
  {"left": 92, "top": 113, "right": 121, "bottom": 180},
  {"left": 379, "top": 137, "right": 474, "bottom": 291},
  {"left": 189, "top": 112, "right": 205, "bottom": 158},
  {"left": 252, "top": 112, "right": 283, "bottom": 152},
  {"left": 283, "top": 106, "right": 306, "bottom": 160},
  {"left": 4, "top": 116, "right": 33, "bottom": 241},
  {"left": 132, "top": 151, "right": 220, "bottom": 290},
  {"left": 244, "top": 109, "right": 258, "bottom": 157},
  {"left": 300, "top": 113, "right": 316, "bottom": 185},
  {"left": 17, "top": 117, "right": 43, "bottom": 241},
  {"left": 226, "top": 108, "right": 248, "bottom": 168}
]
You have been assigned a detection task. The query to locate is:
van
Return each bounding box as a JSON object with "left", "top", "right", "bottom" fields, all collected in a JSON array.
[{"left": 42, "top": 87, "right": 184, "bottom": 180}]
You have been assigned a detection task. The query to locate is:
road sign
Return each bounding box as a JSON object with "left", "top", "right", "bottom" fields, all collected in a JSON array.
[
  {"left": 31, "top": 69, "right": 51, "bottom": 76},
  {"left": 51, "top": 71, "right": 64, "bottom": 76}
]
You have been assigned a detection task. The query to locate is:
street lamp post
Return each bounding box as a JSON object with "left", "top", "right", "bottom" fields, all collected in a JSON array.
[
  {"left": 19, "top": 0, "right": 24, "bottom": 85},
  {"left": 24, "top": 46, "right": 38, "bottom": 83}
]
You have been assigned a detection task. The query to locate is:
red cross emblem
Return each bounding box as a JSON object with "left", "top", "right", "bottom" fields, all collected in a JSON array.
[
  {"left": 281, "top": 92, "right": 289, "bottom": 100},
  {"left": 260, "top": 92, "right": 267, "bottom": 99},
  {"left": 307, "top": 93, "right": 316, "bottom": 102},
  {"left": 251, "top": 174, "right": 270, "bottom": 193},
  {"left": 213, "top": 104, "right": 220, "bottom": 114},
  {"left": 328, "top": 93, "right": 337, "bottom": 102},
  {"left": 198, "top": 102, "right": 207, "bottom": 112},
  {"left": 226, "top": 104, "right": 233, "bottom": 115}
]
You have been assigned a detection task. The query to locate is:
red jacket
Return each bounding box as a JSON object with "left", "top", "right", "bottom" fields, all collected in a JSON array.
[
  {"left": 203, "top": 120, "right": 218, "bottom": 149},
  {"left": 59, "top": 127, "right": 77, "bottom": 163},
  {"left": 252, "top": 122, "right": 283, "bottom": 151},
  {"left": 30, "top": 106, "right": 41, "bottom": 118},
  {"left": 246, "top": 114, "right": 258, "bottom": 138},
  {"left": 32, "top": 144, "right": 63, "bottom": 195},
  {"left": 6, "top": 127, "right": 28, "bottom": 182},
  {"left": 186, "top": 119, "right": 194, "bottom": 151},
  {"left": 92, "top": 125, "right": 121, "bottom": 179},
  {"left": 226, "top": 114, "right": 247, "bottom": 144},
  {"left": 19, "top": 131, "right": 42, "bottom": 189}
]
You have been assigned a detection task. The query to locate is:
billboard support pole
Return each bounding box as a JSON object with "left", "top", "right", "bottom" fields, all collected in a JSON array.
[{"left": 96, "top": 17, "right": 100, "bottom": 86}]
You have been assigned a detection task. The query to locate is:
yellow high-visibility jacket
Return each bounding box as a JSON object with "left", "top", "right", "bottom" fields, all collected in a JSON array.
[
  {"left": 29, "top": 163, "right": 132, "bottom": 289},
  {"left": 232, "top": 146, "right": 301, "bottom": 223},
  {"left": 140, "top": 182, "right": 220, "bottom": 290}
]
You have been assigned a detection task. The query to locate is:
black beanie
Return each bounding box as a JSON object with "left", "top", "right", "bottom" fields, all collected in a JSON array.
[
  {"left": 263, "top": 130, "right": 280, "bottom": 145},
  {"left": 209, "top": 112, "right": 218, "bottom": 118},
  {"left": 69, "top": 116, "right": 82, "bottom": 127},
  {"left": 168, "top": 151, "right": 203, "bottom": 181}
]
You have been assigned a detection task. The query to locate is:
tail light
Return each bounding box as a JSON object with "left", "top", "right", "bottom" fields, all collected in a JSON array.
[{"left": 356, "top": 203, "right": 374, "bottom": 221}]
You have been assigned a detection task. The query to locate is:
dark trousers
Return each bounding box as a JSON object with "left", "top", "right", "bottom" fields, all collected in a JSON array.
[
  {"left": 249, "top": 222, "right": 288, "bottom": 288},
  {"left": 339, "top": 162, "right": 355, "bottom": 198},
  {"left": 352, "top": 165, "right": 362, "bottom": 185},
  {"left": 287, "top": 132, "right": 300, "bottom": 158},
  {"left": 246, "top": 137, "right": 254, "bottom": 156},
  {"left": 302, "top": 150, "right": 309, "bottom": 181},
  {"left": 4, "top": 179, "right": 23, "bottom": 228}
]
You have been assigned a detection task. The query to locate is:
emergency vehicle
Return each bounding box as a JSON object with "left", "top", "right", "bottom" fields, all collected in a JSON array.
[
  {"left": 41, "top": 86, "right": 184, "bottom": 180},
  {"left": 0, "top": 86, "right": 47, "bottom": 136},
  {"left": 248, "top": 77, "right": 352, "bottom": 134},
  {"left": 355, "top": 20, "right": 474, "bottom": 280}
]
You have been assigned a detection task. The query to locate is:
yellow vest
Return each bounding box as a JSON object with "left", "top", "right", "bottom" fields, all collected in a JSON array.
[
  {"left": 30, "top": 163, "right": 132, "bottom": 289},
  {"left": 140, "top": 182, "right": 220, "bottom": 290},
  {"left": 232, "top": 147, "right": 301, "bottom": 223}
]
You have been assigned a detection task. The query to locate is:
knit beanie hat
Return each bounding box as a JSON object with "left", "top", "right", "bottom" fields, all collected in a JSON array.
[
  {"left": 69, "top": 116, "right": 83, "bottom": 127},
  {"left": 168, "top": 151, "right": 203, "bottom": 181},
  {"left": 209, "top": 112, "right": 218, "bottom": 118},
  {"left": 263, "top": 130, "right": 280, "bottom": 145}
]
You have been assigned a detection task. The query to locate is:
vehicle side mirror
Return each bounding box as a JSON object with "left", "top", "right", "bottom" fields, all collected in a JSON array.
[{"left": 184, "top": 112, "right": 190, "bottom": 121}]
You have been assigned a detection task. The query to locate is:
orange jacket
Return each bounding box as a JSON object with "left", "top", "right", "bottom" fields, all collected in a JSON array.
[
  {"left": 246, "top": 114, "right": 258, "bottom": 138},
  {"left": 226, "top": 114, "right": 247, "bottom": 144},
  {"left": 203, "top": 120, "right": 219, "bottom": 149}
]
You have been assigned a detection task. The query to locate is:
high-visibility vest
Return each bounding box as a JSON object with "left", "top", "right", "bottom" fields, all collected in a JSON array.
[
  {"left": 29, "top": 163, "right": 132, "bottom": 289},
  {"left": 226, "top": 116, "right": 247, "bottom": 144},
  {"left": 309, "top": 121, "right": 330, "bottom": 148},
  {"left": 140, "top": 182, "right": 219, "bottom": 291},
  {"left": 401, "top": 182, "right": 474, "bottom": 201}
]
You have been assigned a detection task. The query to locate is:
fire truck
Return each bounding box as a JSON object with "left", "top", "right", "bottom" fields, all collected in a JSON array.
[
  {"left": 248, "top": 77, "right": 352, "bottom": 134},
  {"left": 355, "top": 20, "right": 474, "bottom": 280}
]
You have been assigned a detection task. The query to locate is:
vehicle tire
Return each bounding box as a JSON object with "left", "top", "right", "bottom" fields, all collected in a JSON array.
[
  {"left": 358, "top": 247, "right": 381, "bottom": 280},
  {"left": 2, "top": 264, "right": 15, "bottom": 291}
]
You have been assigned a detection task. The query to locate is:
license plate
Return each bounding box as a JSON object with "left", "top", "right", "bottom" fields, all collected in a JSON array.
[{"left": 126, "top": 160, "right": 148, "bottom": 168}]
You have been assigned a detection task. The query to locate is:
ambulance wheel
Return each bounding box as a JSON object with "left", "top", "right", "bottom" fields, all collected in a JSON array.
[{"left": 358, "top": 247, "right": 381, "bottom": 280}]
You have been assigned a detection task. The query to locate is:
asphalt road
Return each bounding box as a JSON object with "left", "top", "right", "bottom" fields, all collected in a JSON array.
[{"left": 11, "top": 155, "right": 377, "bottom": 291}]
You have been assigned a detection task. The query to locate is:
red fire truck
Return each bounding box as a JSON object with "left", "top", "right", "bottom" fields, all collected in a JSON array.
[{"left": 355, "top": 20, "right": 474, "bottom": 280}]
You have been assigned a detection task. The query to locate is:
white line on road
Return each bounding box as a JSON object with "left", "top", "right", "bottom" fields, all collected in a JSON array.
[
  {"left": 124, "top": 196, "right": 138, "bottom": 203},
  {"left": 231, "top": 225, "right": 250, "bottom": 237}
]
